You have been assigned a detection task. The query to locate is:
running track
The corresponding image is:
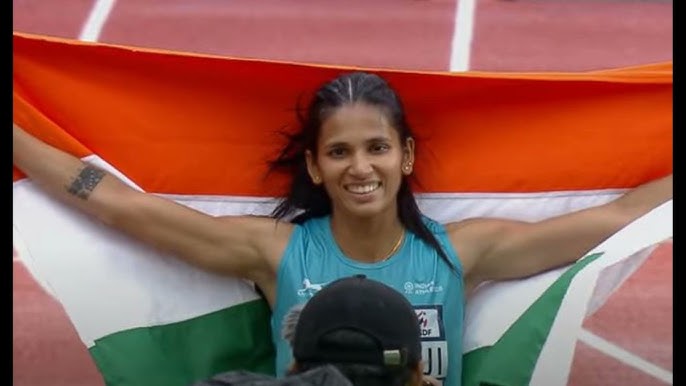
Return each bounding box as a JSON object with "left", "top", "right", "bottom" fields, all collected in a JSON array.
[{"left": 13, "top": 1, "right": 673, "bottom": 385}]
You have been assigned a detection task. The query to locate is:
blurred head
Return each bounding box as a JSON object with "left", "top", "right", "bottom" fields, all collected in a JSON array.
[{"left": 283, "top": 275, "right": 424, "bottom": 386}]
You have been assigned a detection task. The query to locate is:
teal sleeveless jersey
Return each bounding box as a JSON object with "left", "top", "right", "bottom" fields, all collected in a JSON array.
[{"left": 271, "top": 215, "right": 465, "bottom": 386}]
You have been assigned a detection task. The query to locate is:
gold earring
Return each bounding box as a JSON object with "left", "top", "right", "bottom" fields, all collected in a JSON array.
[{"left": 313, "top": 176, "right": 321, "bottom": 184}]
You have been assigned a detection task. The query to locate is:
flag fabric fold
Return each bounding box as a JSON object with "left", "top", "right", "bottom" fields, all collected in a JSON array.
[{"left": 13, "top": 32, "right": 672, "bottom": 386}]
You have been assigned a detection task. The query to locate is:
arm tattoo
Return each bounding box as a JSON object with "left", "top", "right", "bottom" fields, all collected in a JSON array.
[{"left": 66, "top": 165, "right": 106, "bottom": 200}]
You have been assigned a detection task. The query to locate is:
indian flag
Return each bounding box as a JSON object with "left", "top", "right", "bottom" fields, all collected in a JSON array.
[{"left": 13, "top": 32, "right": 672, "bottom": 386}]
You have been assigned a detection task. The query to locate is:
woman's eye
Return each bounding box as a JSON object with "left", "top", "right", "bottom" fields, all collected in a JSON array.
[
  {"left": 370, "top": 143, "right": 390, "bottom": 153},
  {"left": 328, "top": 148, "right": 347, "bottom": 157}
]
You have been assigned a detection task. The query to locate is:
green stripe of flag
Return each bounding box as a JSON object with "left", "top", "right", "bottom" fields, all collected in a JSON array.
[
  {"left": 89, "top": 299, "right": 275, "bottom": 386},
  {"left": 462, "top": 252, "right": 604, "bottom": 386}
]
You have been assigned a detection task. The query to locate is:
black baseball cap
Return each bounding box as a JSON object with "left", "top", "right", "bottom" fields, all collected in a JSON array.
[{"left": 292, "top": 275, "right": 422, "bottom": 368}]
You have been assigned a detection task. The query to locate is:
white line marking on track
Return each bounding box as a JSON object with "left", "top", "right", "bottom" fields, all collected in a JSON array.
[
  {"left": 79, "top": 0, "right": 117, "bottom": 42},
  {"left": 579, "top": 329, "right": 672, "bottom": 385},
  {"left": 450, "top": 0, "right": 476, "bottom": 71}
]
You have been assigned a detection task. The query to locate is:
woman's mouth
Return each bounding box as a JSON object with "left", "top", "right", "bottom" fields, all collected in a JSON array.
[{"left": 344, "top": 182, "right": 381, "bottom": 194}]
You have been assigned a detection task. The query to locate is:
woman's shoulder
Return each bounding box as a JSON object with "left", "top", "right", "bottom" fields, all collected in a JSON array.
[
  {"left": 292, "top": 214, "right": 331, "bottom": 231},
  {"left": 419, "top": 214, "right": 449, "bottom": 235}
]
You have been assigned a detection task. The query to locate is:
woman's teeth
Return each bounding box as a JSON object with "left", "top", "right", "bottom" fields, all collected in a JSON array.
[{"left": 345, "top": 182, "right": 381, "bottom": 194}]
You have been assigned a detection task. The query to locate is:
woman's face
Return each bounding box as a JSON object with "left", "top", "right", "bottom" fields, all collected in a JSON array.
[{"left": 306, "top": 103, "right": 414, "bottom": 219}]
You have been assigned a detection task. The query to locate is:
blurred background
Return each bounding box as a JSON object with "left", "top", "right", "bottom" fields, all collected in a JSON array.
[{"left": 13, "top": 1, "right": 673, "bottom": 385}]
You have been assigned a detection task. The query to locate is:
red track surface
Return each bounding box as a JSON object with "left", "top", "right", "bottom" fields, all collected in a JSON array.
[
  {"left": 13, "top": 263, "right": 103, "bottom": 386},
  {"left": 13, "top": 1, "right": 673, "bottom": 385},
  {"left": 568, "top": 243, "right": 673, "bottom": 386},
  {"left": 471, "top": 0, "right": 673, "bottom": 71}
]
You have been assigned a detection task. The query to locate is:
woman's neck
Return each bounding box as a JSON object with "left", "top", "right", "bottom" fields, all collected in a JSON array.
[{"left": 330, "top": 208, "right": 405, "bottom": 263}]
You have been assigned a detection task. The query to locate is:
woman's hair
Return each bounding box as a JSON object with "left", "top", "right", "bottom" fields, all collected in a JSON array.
[
  {"left": 269, "top": 71, "right": 454, "bottom": 270},
  {"left": 290, "top": 330, "right": 418, "bottom": 386}
]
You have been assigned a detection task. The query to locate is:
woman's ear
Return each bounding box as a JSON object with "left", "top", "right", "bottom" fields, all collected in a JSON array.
[
  {"left": 402, "top": 137, "right": 416, "bottom": 176},
  {"left": 305, "top": 150, "right": 322, "bottom": 185}
]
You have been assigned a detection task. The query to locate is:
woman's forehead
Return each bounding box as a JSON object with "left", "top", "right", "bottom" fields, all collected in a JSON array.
[{"left": 319, "top": 104, "right": 396, "bottom": 144}]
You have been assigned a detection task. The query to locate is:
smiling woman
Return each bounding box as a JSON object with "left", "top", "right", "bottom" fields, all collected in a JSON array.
[
  {"left": 269, "top": 73, "right": 448, "bottom": 267},
  {"left": 263, "top": 73, "right": 463, "bottom": 384}
]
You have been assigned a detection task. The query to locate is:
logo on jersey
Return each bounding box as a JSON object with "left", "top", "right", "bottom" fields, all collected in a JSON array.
[
  {"left": 414, "top": 305, "right": 445, "bottom": 340},
  {"left": 296, "top": 278, "right": 328, "bottom": 298},
  {"left": 403, "top": 280, "right": 443, "bottom": 295}
]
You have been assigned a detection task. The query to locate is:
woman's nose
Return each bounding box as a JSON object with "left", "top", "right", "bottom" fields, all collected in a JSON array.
[{"left": 348, "top": 152, "right": 373, "bottom": 176}]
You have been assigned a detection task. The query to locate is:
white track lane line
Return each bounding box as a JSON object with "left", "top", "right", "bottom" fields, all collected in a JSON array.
[
  {"left": 450, "top": 0, "right": 476, "bottom": 71},
  {"left": 79, "top": 0, "right": 117, "bottom": 42},
  {"left": 579, "top": 329, "right": 672, "bottom": 385}
]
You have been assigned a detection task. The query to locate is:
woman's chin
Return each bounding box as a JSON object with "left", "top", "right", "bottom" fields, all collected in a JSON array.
[{"left": 340, "top": 200, "right": 391, "bottom": 219}]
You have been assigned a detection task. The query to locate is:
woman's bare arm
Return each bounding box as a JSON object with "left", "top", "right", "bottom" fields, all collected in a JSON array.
[
  {"left": 13, "top": 123, "right": 290, "bottom": 292},
  {"left": 448, "top": 174, "right": 672, "bottom": 289}
]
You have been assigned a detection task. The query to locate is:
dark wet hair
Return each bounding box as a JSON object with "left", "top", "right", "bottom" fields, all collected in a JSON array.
[{"left": 269, "top": 72, "right": 454, "bottom": 270}]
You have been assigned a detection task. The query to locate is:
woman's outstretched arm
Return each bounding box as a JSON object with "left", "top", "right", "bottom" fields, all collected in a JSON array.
[
  {"left": 13, "top": 123, "right": 290, "bottom": 291},
  {"left": 448, "top": 173, "right": 672, "bottom": 289}
]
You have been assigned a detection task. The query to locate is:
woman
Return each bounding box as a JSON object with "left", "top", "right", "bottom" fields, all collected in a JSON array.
[{"left": 12, "top": 72, "right": 672, "bottom": 386}]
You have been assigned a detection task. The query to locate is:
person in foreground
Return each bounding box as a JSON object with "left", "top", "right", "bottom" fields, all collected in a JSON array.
[
  {"left": 12, "top": 71, "right": 672, "bottom": 385},
  {"left": 193, "top": 275, "right": 432, "bottom": 386}
]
